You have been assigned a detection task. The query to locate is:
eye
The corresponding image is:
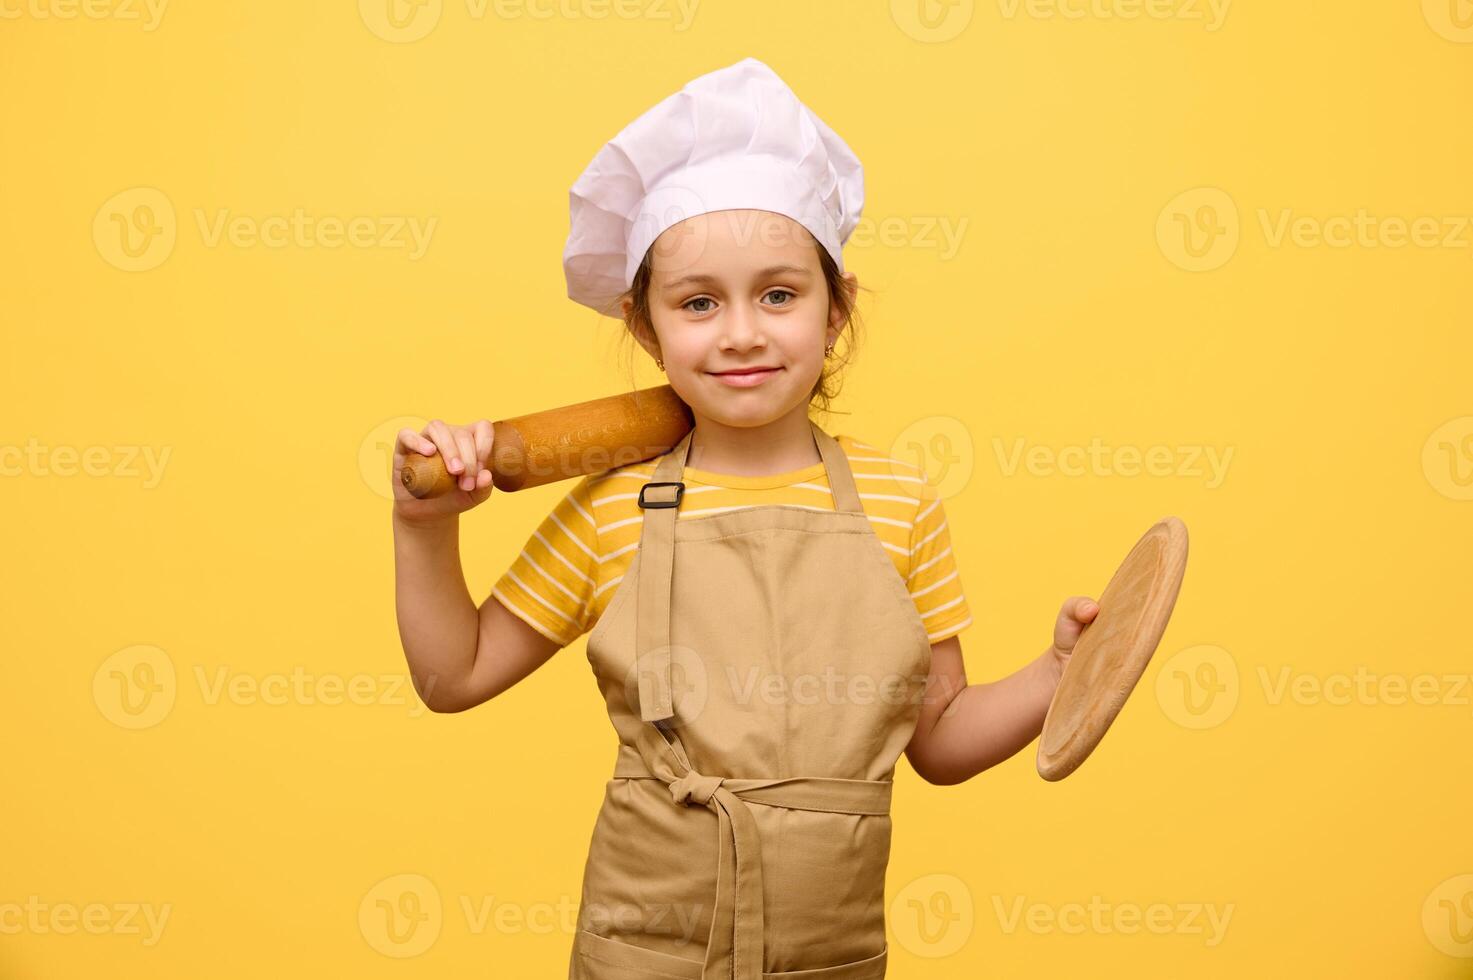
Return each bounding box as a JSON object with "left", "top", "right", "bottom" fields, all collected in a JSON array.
[
  {"left": 764, "top": 289, "right": 794, "bottom": 305},
  {"left": 682, "top": 296, "right": 716, "bottom": 314}
]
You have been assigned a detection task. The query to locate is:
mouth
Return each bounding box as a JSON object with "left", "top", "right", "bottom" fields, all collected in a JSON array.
[{"left": 708, "top": 366, "right": 783, "bottom": 387}]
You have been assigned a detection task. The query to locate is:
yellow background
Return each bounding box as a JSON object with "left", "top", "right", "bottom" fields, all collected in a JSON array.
[{"left": 3, "top": 0, "right": 1471, "bottom": 976}]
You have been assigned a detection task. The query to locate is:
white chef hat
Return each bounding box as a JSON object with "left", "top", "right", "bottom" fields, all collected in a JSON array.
[{"left": 562, "top": 57, "right": 865, "bottom": 318}]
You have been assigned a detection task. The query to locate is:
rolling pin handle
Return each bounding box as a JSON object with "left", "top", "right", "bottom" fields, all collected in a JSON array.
[{"left": 400, "top": 452, "right": 457, "bottom": 499}]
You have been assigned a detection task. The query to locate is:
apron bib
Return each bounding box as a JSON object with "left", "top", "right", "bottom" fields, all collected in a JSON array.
[{"left": 569, "top": 420, "right": 933, "bottom": 980}]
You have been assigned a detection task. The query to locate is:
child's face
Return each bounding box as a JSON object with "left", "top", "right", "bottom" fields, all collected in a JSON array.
[{"left": 626, "top": 209, "right": 854, "bottom": 428}]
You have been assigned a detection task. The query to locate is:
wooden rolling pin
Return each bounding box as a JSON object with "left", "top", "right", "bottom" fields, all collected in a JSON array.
[{"left": 400, "top": 385, "right": 694, "bottom": 498}]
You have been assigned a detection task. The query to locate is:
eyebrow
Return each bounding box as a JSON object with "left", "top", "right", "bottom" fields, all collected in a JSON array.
[{"left": 660, "top": 264, "right": 814, "bottom": 291}]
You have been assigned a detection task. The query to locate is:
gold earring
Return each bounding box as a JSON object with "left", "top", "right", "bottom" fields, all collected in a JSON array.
[
  {"left": 824, "top": 343, "right": 835, "bottom": 358},
  {"left": 656, "top": 356, "right": 665, "bottom": 371}
]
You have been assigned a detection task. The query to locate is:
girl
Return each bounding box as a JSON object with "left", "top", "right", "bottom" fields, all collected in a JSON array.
[{"left": 391, "top": 57, "right": 1099, "bottom": 980}]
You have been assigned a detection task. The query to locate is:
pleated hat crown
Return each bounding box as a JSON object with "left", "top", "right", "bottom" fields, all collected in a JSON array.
[{"left": 562, "top": 57, "right": 865, "bottom": 318}]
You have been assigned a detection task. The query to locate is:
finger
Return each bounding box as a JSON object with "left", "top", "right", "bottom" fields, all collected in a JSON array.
[
  {"left": 468, "top": 469, "right": 495, "bottom": 503},
  {"left": 472, "top": 420, "right": 495, "bottom": 475},
  {"left": 394, "top": 427, "right": 434, "bottom": 471},
  {"left": 452, "top": 427, "right": 479, "bottom": 492},
  {"left": 400, "top": 426, "right": 436, "bottom": 456},
  {"left": 1060, "top": 595, "right": 1097, "bottom": 623},
  {"left": 1052, "top": 596, "right": 1095, "bottom": 651},
  {"left": 1055, "top": 596, "right": 1092, "bottom": 630},
  {"left": 426, "top": 419, "right": 464, "bottom": 475}
]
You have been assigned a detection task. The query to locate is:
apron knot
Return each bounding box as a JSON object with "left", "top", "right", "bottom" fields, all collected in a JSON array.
[{"left": 669, "top": 770, "right": 724, "bottom": 807}]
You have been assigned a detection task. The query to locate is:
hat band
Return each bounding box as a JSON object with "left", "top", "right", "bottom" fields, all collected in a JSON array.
[{"left": 624, "top": 155, "right": 844, "bottom": 287}]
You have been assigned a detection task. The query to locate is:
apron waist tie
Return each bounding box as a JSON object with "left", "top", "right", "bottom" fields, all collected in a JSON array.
[{"left": 613, "top": 746, "right": 892, "bottom": 980}]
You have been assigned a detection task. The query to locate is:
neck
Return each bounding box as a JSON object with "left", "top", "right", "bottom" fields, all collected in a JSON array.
[{"left": 684, "top": 403, "right": 821, "bottom": 477}]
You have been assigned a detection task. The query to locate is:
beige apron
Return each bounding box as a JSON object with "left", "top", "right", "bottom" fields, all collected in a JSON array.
[{"left": 568, "top": 419, "right": 933, "bottom": 980}]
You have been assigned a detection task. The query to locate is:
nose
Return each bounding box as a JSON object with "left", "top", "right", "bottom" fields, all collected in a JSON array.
[{"left": 718, "top": 301, "right": 767, "bottom": 353}]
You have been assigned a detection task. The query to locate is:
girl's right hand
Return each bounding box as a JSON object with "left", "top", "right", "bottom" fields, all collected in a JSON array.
[{"left": 392, "top": 419, "right": 496, "bottom": 526}]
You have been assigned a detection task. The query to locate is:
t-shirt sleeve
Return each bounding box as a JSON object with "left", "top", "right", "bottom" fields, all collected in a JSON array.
[
  {"left": 907, "top": 493, "right": 973, "bottom": 644},
  {"left": 489, "top": 475, "right": 599, "bottom": 648}
]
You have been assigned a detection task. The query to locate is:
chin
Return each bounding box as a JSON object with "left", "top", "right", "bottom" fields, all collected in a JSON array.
[
  {"left": 686, "top": 402, "right": 776, "bottom": 428},
  {"left": 695, "top": 395, "right": 817, "bottom": 431}
]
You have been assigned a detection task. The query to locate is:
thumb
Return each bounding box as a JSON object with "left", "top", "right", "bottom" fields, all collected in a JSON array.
[{"left": 1053, "top": 596, "right": 1097, "bottom": 650}]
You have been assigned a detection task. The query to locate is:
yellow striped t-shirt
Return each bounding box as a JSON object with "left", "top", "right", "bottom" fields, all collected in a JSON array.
[{"left": 489, "top": 433, "right": 972, "bottom": 649}]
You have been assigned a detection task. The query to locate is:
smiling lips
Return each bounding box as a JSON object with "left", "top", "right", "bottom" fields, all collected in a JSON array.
[{"left": 709, "top": 366, "right": 782, "bottom": 387}]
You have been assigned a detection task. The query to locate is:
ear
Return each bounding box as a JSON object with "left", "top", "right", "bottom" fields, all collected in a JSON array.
[
  {"left": 634, "top": 334, "right": 661, "bottom": 362},
  {"left": 623, "top": 300, "right": 662, "bottom": 360},
  {"left": 828, "top": 270, "right": 859, "bottom": 335}
]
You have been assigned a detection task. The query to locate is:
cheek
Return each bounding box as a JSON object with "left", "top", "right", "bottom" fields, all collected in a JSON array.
[
  {"left": 782, "top": 316, "right": 830, "bottom": 360},
  {"left": 660, "top": 333, "right": 706, "bottom": 366}
]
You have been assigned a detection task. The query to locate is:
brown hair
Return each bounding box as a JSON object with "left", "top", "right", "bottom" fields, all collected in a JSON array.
[{"left": 615, "top": 241, "right": 868, "bottom": 418}]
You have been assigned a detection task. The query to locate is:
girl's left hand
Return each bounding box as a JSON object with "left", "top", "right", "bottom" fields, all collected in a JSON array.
[{"left": 1049, "top": 596, "right": 1100, "bottom": 679}]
